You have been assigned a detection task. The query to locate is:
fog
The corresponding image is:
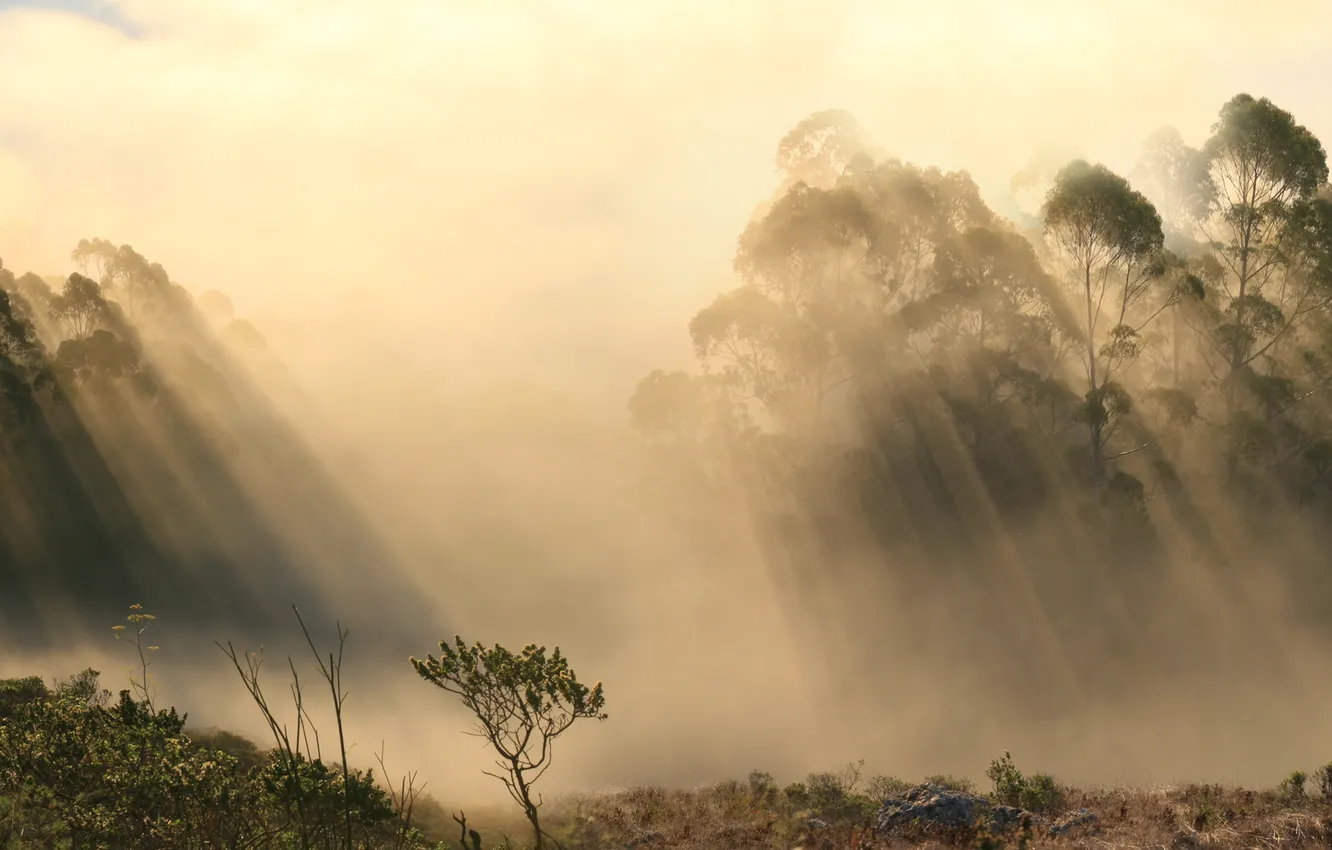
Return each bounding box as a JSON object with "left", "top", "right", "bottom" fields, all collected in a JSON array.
[{"left": 4, "top": 0, "right": 1332, "bottom": 809}]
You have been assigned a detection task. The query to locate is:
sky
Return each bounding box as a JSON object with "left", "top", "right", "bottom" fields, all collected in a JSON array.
[
  {"left": 7, "top": 0, "right": 1332, "bottom": 796},
  {"left": 2, "top": 0, "right": 1332, "bottom": 395},
  {"left": 0, "top": 0, "right": 137, "bottom": 34}
]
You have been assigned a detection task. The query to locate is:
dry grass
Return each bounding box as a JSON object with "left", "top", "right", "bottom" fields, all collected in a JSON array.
[
  {"left": 425, "top": 777, "right": 1332, "bottom": 850},
  {"left": 1052, "top": 784, "right": 1332, "bottom": 850}
]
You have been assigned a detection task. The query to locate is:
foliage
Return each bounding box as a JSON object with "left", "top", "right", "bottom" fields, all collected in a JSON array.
[
  {"left": 1278, "top": 770, "right": 1308, "bottom": 801},
  {"left": 0, "top": 605, "right": 438, "bottom": 849},
  {"left": 217, "top": 605, "right": 434, "bottom": 850},
  {"left": 774, "top": 108, "right": 872, "bottom": 189},
  {"left": 411, "top": 636, "right": 607, "bottom": 850},
  {"left": 986, "top": 752, "right": 1064, "bottom": 814},
  {"left": 1315, "top": 763, "right": 1332, "bottom": 801},
  {"left": 0, "top": 669, "right": 258, "bottom": 848},
  {"left": 0, "top": 273, "right": 55, "bottom": 432},
  {"left": 627, "top": 91, "right": 1332, "bottom": 662},
  {"left": 864, "top": 773, "right": 913, "bottom": 800},
  {"left": 782, "top": 759, "right": 878, "bottom": 823},
  {"left": 1130, "top": 125, "right": 1212, "bottom": 238}
]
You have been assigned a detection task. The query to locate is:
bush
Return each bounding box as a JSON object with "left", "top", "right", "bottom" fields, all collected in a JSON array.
[
  {"left": 865, "top": 774, "right": 912, "bottom": 800},
  {"left": 1316, "top": 763, "right": 1332, "bottom": 800},
  {"left": 221, "top": 605, "right": 430, "bottom": 849},
  {"left": 807, "top": 771, "right": 872, "bottom": 822},
  {"left": 747, "top": 769, "right": 779, "bottom": 803},
  {"left": 0, "top": 605, "right": 437, "bottom": 849},
  {"left": 987, "top": 753, "right": 1025, "bottom": 807},
  {"left": 185, "top": 726, "right": 268, "bottom": 773},
  {"left": 783, "top": 781, "right": 809, "bottom": 809},
  {"left": 0, "top": 675, "right": 48, "bottom": 720},
  {"left": 1019, "top": 772, "right": 1063, "bottom": 813},
  {"left": 1278, "top": 770, "right": 1308, "bottom": 801},
  {"left": 0, "top": 671, "right": 262, "bottom": 848},
  {"left": 985, "top": 752, "right": 1064, "bottom": 814}
]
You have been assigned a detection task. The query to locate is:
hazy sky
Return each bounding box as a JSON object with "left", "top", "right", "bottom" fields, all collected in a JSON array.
[
  {"left": 7, "top": 1, "right": 1332, "bottom": 796},
  {"left": 3, "top": 0, "right": 1332, "bottom": 390}
]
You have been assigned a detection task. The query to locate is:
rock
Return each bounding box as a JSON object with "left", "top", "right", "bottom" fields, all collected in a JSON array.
[
  {"left": 1049, "top": 808, "right": 1099, "bottom": 837},
  {"left": 991, "top": 805, "right": 1031, "bottom": 831},
  {"left": 876, "top": 783, "right": 1096, "bottom": 839},
  {"left": 875, "top": 783, "right": 1037, "bottom": 834}
]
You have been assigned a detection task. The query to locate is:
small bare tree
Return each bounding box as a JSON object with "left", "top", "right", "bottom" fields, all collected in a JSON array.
[
  {"left": 219, "top": 606, "right": 422, "bottom": 850},
  {"left": 111, "top": 604, "right": 159, "bottom": 711},
  {"left": 411, "top": 637, "right": 607, "bottom": 850}
]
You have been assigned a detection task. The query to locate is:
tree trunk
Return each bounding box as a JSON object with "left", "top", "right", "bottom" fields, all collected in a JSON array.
[
  {"left": 1224, "top": 223, "right": 1253, "bottom": 483},
  {"left": 1084, "top": 263, "right": 1104, "bottom": 483},
  {"left": 514, "top": 765, "right": 545, "bottom": 850},
  {"left": 1172, "top": 302, "right": 1181, "bottom": 389}
]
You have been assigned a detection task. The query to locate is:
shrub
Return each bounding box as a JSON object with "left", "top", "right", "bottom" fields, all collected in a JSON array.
[
  {"left": 412, "top": 636, "right": 607, "bottom": 850},
  {"left": 0, "top": 604, "right": 438, "bottom": 849},
  {"left": 1316, "top": 763, "right": 1332, "bottom": 800},
  {"left": 748, "top": 769, "right": 779, "bottom": 802},
  {"left": 0, "top": 675, "right": 48, "bottom": 720},
  {"left": 806, "top": 763, "right": 874, "bottom": 822},
  {"left": 221, "top": 605, "right": 427, "bottom": 849},
  {"left": 1019, "top": 772, "right": 1063, "bottom": 813},
  {"left": 865, "top": 774, "right": 912, "bottom": 800},
  {"left": 784, "top": 781, "right": 809, "bottom": 809},
  {"left": 0, "top": 671, "right": 264, "bottom": 848},
  {"left": 987, "top": 752, "right": 1025, "bottom": 807},
  {"left": 985, "top": 752, "right": 1064, "bottom": 813},
  {"left": 1278, "top": 770, "right": 1308, "bottom": 801}
]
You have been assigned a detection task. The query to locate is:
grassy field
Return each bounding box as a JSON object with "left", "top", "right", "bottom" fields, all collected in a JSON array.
[
  {"left": 411, "top": 766, "right": 1332, "bottom": 849},
  {"left": 5, "top": 678, "right": 1332, "bottom": 849}
]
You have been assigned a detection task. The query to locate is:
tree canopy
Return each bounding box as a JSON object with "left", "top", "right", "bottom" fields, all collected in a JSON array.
[{"left": 631, "top": 94, "right": 1332, "bottom": 694}]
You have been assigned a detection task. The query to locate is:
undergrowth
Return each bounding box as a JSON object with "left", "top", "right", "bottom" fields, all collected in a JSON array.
[{"left": 4, "top": 609, "right": 1332, "bottom": 849}]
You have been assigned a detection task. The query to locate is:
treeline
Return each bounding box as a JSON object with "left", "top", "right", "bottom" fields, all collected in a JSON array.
[
  {"left": 0, "top": 239, "right": 416, "bottom": 645},
  {"left": 629, "top": 95, "right": 1332, "bottom": 697}
]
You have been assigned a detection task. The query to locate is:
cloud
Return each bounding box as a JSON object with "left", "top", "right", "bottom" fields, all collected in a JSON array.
[{"left": 2, "top": 0, "right": 1331, "bottom": 388}]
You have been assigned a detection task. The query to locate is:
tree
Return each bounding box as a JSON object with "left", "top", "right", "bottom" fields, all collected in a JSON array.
[
  {"left": 628, "top": 369, "right": 742, "bottom": 444},
  {"left": 71, "top": 239, "right": 177, "bottom": 322},
  {"left": 0, "top": 265, "right": 54, "bottom": 326},
  {"left": 1196, "top": 95, "right": 1330, "bottom": 410},
  {"left": 1129, "top": 126, "right": 1210, "bottom": 244},
  {"left": 49, "top": 273, "right": 112, "bottom": 340},
  {"left": 919, "top": 225, "right": 1061, "bottom": 362},
  {"left": 1042, "top": 160, "right": 1168, "bottom": 481},
  {"left": 411, "top": 637, "right": 607, "bottom": 850},
  {"left": 54, "top": 330, "right": 142, "bottom": 386},
  {"left": 913, "top": 224, "right": 1071, "bottom": 468},
  {"left": 1127, "top": 128, "right": 1215, "bottom": 398},
  {"left": 692, "top": 159, "right": 1001, "bottom": 440},
  {"left": 1184, "top": 95, "right": 1332, "bottom": 489},
  {"left": 0, "top": 286, "right": 54, "bottom": 434},
  {"left": 774, "top": 109, "right": 871, "bottom": 190},
  {"left": 1009, "top": 145, "right": 1083, "bottom": 221},
  {"left": 692, "top": 183, "right": 883, "bottom": 435}
]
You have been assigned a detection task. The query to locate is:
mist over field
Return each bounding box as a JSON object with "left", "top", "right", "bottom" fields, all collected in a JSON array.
[{"left": 5, "top": 0, "right": 1332, "bottom": 819}]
